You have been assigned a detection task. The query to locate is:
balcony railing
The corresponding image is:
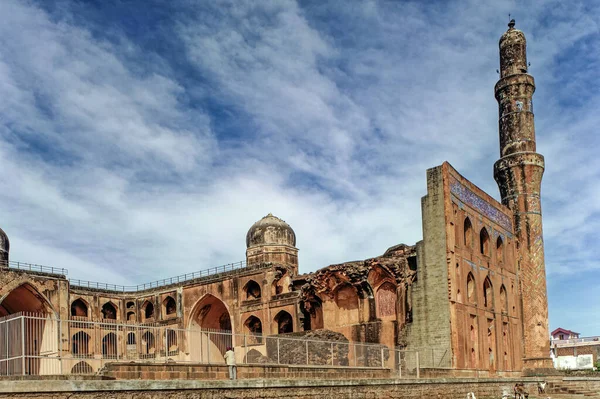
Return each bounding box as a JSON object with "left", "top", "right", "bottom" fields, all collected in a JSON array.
[
  {"left": 0, "top": 260, "right": 68, "bottom": 276},
  {"left": 69, "top": 260, "right": 248, "bottom": 292},
  {"left": 551, "top": 336, "right": 600, "bottom": 346}
]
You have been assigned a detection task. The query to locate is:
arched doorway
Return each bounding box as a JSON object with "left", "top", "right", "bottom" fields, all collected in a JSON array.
[
  {"left": 0, "top": 283, "right": 56, "bottom": 375},
  {"left": 189, "top": 294, "right": 232, "bottom": 363}
]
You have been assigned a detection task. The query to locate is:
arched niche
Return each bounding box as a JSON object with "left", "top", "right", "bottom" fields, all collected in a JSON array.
[
  {"left": 480, "top": 228, "right": 490, "bottom": 255},
  {"left": 101, "top": 302, "right": 117, "bottom": 320},
  {"left": 499, "top": 285, "right": 508, "bottom": 314},
  {"left": 274, "top": 310, "right": 293, "bottom": 334},
  {"left": 464, "top": 217, "right": 473, "bottom": 248},
  {"left": 301, "top": 294, "right": 323, "bottom": 331},
  {"left": 334, "top": 284, "right": 359, "bottom": 326},
  {"left": 375, "top": 282, "right": 397, "bottom": 319},
  {"left": 467, "top": 273, "right": 476, "bottom": 303},
  {"left": 483, "top": 277, "right": 493, "bottom": 308},
  {"left": 141, "top": 331, "right": 155, "bottom": 358},
  {"left": 70, "top": 298, "right": 89, "bottom": 318},
  {"left": 71, "top": 361, "right": 93, "bottom": 375},
  {"left": 142, "top": 301, "right": 154, "bottom": 321},
  {"left": 496, "top": 237, "right": 504, "bottom": 263},
  {"left": 102, "top": 332, "right": 117, "bottom": 358},
  {"left": 244, "top": 280, "right": 261, "bottom": 300},
  {"left": 163, "top": 296, "right": 176, "bottom": 316},
  {"left": 244, "top": 315, "right": 263, "bottom": 343},
  {"left": 72, "top": 331, "right": 91, "bottom": 356}
]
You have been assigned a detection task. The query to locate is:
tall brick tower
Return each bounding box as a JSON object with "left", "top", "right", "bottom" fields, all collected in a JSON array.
[{"left": 493, "top": 20, "right": 553, "bottom": 372}]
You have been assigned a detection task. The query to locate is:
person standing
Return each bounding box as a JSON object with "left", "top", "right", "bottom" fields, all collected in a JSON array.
[{"left": 224, "top": 347, "right": 237, "bottom": 380}]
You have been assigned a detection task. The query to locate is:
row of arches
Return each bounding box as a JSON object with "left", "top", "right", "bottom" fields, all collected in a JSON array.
[
  {"left": 71, "top": 330, "right": 177, "bottom": 358},
  {"left": 461, "top": 273, "right": 509, "bottom": 313},
  {"left": 70, "top": 297, "right": 177, "bottom": 321},
  {"left": 463, "top": 218, "right": 504, "bottom": 262}
]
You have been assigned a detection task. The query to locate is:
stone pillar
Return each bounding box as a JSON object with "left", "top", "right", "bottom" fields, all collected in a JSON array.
[{"left": 493, "top": 20, "right": 553, "bottom": 372}]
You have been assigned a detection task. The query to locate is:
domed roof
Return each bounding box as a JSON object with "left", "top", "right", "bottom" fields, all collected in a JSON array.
[{"left": 246, "top": 213, "right": 296, "bottom": 248}]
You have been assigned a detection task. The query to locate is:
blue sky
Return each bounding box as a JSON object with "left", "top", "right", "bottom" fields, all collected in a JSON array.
[{"left": 0, "top": 0, "right": 599, "bottom": 334}]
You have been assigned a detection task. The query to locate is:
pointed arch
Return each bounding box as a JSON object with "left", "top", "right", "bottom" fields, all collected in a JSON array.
[
  {"left": 467, "top": 273, "right": 476, "bottom": 303},
  {"left": 142, "top": 300, "right": 154, "bottom": 321},
  {"left": 141, "top": 331, "right": 155, "bottom": 358},
  {"left": 189, "top": 294, "right": 232, "bottom": 358},
  {"left": 244, "top": 315, "right": 263, "bottom": 343},
  {"left": 70, "top": 298, "right": 89, "bottom": 318},
  {"left": 464, "top": 217, "right": 473, "bottom": 248},
  {"left": 483, "top": 277, "right": 493, "bottom": 308},
  {"left": 274, "top": 310, "right": 293, "bottom": 334},
  {"left": 101, "top": 302, "right": 117, "bottom": 320},
  {"left": 163, "top": 296, "right": 176, "bottom": 316},
  {"left": 0, "top": 282, "right": 56, "bottom": 317},
  {"left": 72, "top": 331, "right": 91, "bottom": 356},
  {"left": 376, "top": 281, "right": 397, "bottom": 318},
  {"left": 334, "top": 284, "right": 359, "bottom": 325},
  {"left": 244, "top": 280, "right": 261, "bottom": 299},
  {"left": 127, "top": 332, "right": 136, "bottom": 345},
  {"left": 496, "top": 236, "right": 504, "bottom": 263},
  {"left": 71, "top": 361, "right": 93, "bottom": 374},
  {"left": 499, "top": 284, "right": 508, "bottom": 313},
  {"left": 102, "top": 332, "right": 117, "bottom": 358},
  {"left": 480, "top": 228, "right": 490, "bottom": 255}
]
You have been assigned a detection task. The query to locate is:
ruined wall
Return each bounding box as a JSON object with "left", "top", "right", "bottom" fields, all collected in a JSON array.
[
  {"left": 445, "top": 163, "right": 523, "bottom": 372},
  {"left": 404, "top": 165, "right": 452, "bottom": 354}
]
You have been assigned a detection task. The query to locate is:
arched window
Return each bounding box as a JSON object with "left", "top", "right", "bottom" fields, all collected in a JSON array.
[
  {"left": 274, "top": 310, "right": 293, "bottom": 334},
  {"left": 163, "top": 296, "right": 176, "bottom": 316},
  {"left": 127, "top": 332, "right": 136, "bottom": 345},
  {"left": 244, "top": 315, "right": 263, "bottom": 343},
  {"left": 141, "top": 331, "right": 155, "bottom": 358},
  {"left": 71, "top": 361, "right": 93, "bottom": 374},
  {"left": 143, "top": 301, "right": 154, "bottom": 320},
  {"left": 126, "top": 301, "right": 135, "bottom": 309},
  {"left": 464, "top": 218, "right": 473, "bottom": 248},
  {"left": 127, "top": 311, "right": 136, "bottom": 322},
  {"left": 483, "top": 277, "right": 493, "bottom": 308},
  {"left": 244, "top": 280, "right": 261, "bottom": 299},
  {"left": 72, "top": 331, "right": 90, "bottom": 355},
  {"left": 71, "top": 299, "right": 88, "bottom": 318},
  {"left": 496, "top": 237, "right": 504, "bottom": 263},
  {"left": 101, "top": 302, "right": 117, "bottom": 320},
  {"left": 166, "top": 330, "right": 178, "bottom": 353},
  {"left": 480, "top": 228, "right": 490, "bottom": 255},
  {"left": 102, "top": 333, "right": 117, "bottom": 358},
  {"left": 499, "top": 285, "right": 508, "bottom": 313},
  {"left": 467, "top": 273, "right": 475, "bottom": 303}
]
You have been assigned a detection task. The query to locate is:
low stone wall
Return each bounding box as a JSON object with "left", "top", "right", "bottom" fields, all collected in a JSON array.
[
  {"left": 101, "top": 362, "right": 392, "bottom": 380},
  {"left": 0, "top": 377, "right": 545, "bottom": 399}
]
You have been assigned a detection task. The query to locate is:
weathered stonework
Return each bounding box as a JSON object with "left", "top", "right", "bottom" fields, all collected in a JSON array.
[
  {"left": 0, "top": 22, "right": 553, "bottom": 379},
  {"left": 493, "top": 20, "right": 553, "bottom": 372}
]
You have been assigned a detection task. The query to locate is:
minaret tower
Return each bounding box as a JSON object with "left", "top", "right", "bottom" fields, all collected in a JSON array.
[{"left": 494, "top": 20, "right": 553, "bottom": 371}]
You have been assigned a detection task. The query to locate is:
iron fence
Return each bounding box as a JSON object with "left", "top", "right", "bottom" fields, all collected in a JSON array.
[
  {"left": 0, "top": 260, "right": 68, "bottom": 276},
  {"left": 69, "top": 260, "right": 249, "bottom": 292},
  {"left": 0, "top": 313, "right": 448, "bottom": 377}
]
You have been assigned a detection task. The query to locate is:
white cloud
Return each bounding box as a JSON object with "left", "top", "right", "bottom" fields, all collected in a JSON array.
[{"left": 0, "top": 0, "right": 599, "bottom": 333}]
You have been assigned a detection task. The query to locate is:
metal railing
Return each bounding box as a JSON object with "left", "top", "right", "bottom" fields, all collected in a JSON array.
[
  {"left": 0, "top": 260, "right": 68, "bottom": 276},
  {"left": 0, "top": 313, "right": 448, "bottom": 377},
  {"left": 551, "top": 336, "right": 600, "bottom": 346},
  {"left": 69, "top": 261, "right": 248, "bottom": 292}
]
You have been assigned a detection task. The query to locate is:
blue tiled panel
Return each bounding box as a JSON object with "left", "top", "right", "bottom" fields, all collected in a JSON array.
[{"left": 450, "top": 179, "right": 513, "bottom": 232}]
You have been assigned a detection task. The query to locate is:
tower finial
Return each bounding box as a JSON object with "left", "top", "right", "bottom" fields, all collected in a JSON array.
[{"left": 508, "top": 19, "right": 516, "bottom": 29}]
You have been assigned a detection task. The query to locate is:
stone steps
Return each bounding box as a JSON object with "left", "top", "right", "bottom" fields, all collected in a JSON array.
[{"left": 547, "top": 382, "right": 600, "bottom": 398}]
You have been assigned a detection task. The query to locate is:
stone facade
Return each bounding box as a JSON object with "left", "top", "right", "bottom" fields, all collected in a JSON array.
[{"left": 0, "top": 22, "right": 551, "bottom": 378}]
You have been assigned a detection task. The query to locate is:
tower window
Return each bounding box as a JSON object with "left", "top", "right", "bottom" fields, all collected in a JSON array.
[{"left": 496, "top": 237, "right": 504, "bottom": 263}]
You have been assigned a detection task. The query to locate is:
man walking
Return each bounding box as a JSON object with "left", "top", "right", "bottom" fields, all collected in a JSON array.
[{"left": 224, "top": 346, "right": 237, "bottom": 380}]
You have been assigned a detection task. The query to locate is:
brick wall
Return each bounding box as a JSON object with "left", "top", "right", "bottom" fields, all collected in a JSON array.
[
  {"left": 0, "top": 377, "right": 548, "bottom": 399},
  {"left": 405, "top": 166, "right": 452, "bottom": 353}
]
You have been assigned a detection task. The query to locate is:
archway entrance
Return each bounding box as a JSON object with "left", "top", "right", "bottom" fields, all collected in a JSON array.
[
  {"left": 0, "top": 283, "right": 56, "bottom": 375},
  {"left": 189, "top": 294, "right": 232, "bottom": 363}
]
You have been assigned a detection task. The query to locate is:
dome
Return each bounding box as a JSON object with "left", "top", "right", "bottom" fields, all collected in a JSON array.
[{"left": 246, "top": 213, "right": 296, "bottom": 248}]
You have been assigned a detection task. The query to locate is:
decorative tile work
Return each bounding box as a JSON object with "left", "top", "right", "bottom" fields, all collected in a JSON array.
[{"left": 450, "top": 178, "right": 513, "bottom": 232}]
